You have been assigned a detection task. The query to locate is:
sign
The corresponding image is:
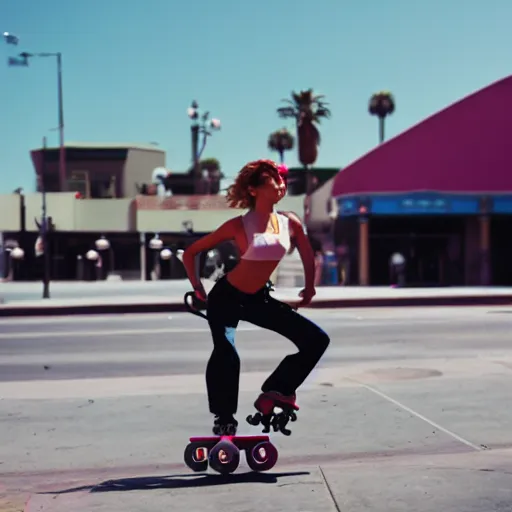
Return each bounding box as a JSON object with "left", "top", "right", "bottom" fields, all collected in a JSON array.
[{"left": 399, "top": 197, "right": 450, "bottom": 213}]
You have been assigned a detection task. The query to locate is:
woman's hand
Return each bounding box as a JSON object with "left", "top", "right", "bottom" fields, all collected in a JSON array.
[
  {"left": 194, "top": 285, "right": 208, "bottom": 303},
  {"left": 297, "top": 286, "right": 316, "bottom": 307}
]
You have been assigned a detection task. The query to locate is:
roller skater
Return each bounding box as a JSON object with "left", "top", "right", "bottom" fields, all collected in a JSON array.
[{"left": 182, "top": 159, "right": 330, "bottom": 436}]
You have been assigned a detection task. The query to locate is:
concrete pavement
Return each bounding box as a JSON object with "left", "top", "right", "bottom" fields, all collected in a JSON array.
[
  {"left": 1, "top": 279, "right": 512, "bottom": 316},
  {"left": 1, "top": 306, "right": 512, "bottom": 510}
]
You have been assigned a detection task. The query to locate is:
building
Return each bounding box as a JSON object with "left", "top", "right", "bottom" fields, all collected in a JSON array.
[
  {"left": 31, "top": 141, "right": 166, "bottom": 198},
  {"left": 0, "top": 143, "right": 305, "bottom": 281},
  {"left": 319, "top": 75, "right": 512, "bottom": 286}
]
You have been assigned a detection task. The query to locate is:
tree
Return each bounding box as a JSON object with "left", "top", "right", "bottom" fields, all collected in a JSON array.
[
  {"left": 368, "top": 91, "right": 395, "bottom": 144},
  {"left": 267, "top": 128, "right": 294, "bottom": 163},
  {"left": 277, "top": 89, "right": 331, "bottom": 167}
]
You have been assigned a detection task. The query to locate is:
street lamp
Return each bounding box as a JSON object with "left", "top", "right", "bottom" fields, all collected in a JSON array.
[
  {"left": 95, "top": 236, "right": 110, "bottom": 251},
  {"left": 86, "top": 250, "right": 99, "bottom": 261},
  {"left": 187, "top": 100, "right": 221, "bottom": 194},
  {"left": 3, "top": 32, "right": 19, "bottom": 45},
  {"left": 149, "top": 234, "right": 163, "bottom": 251},
  {"left": 4, "top": 33, "right": 67, "bottom": 192},
  {"left": 85, "top": 250, "right": 101, "bottom": 280},
  {"left": 160, "top": 248, "right": 172, "bottom": 260},
  {"left": 149, "top": 234, "right": 163, "bottom": 280},
  {"left": 95, "top": 236, "right": 114, "bottom": 279},
  {"left": 10, "top": 247, "right": 24, "bottom": 260}
]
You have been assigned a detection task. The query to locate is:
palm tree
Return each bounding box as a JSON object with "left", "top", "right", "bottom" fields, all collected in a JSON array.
[
  {"left": 277, "top": 89, "right": 331, "bottom": 167},
  {"left": 368, "top": 91, "right": 395, "bottom": 144},
  {"left": 267, "top": 128, "right": 294, "bottom": 163}
]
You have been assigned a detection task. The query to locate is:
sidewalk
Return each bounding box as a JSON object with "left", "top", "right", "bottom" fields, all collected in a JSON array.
[{"left": 1, "top": 280, "right": 511, "bottom": 317}]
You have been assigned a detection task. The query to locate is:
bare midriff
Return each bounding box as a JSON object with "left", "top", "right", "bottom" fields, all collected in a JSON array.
[{"left": 226, "top": 259, "right": 280, "bottom": 294}]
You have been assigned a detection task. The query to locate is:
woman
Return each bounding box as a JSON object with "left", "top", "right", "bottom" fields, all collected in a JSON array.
[{"left": 182, "top": 159, "right": 330, "bottom": 435}]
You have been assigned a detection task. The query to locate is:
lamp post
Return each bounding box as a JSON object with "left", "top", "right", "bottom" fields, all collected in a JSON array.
[
  {"left": 4, "top": 33, "right": 66, "bottom": 191},
  {"left": 187, "top": 101, "right": 221, "bottom": 194},
  {"left": 95, "top": 236, "right": 113, "bottom": 279},
  {"left": 85, "top": 250, "right": 100, "bottom": 280},
  {"left": 149, "top": 234, "right": 163, "bottom": 280},
  {"left": 41, "top": 136, "right": 50, "bottom": 298}
]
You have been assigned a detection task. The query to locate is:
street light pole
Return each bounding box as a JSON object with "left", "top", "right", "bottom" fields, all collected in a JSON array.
[
  {"left": 187, "top": 101, "right": 221, "bottom": 195},
  {"left": 25, "top": 52, "right": 66, "bottom": 192},
  {"left": 41, "top": 136, "right": 50, "bottom": 299},
  {"left": 4, "top": 33, "right": 67, "bottom": 191},
  {"left": 56, "top": 52, "right": 66, "bottom": 192}
]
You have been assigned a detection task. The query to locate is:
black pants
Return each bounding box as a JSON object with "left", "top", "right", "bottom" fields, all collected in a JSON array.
[{"left": 205, "top": 276, "right": 330, "bottom": 417}]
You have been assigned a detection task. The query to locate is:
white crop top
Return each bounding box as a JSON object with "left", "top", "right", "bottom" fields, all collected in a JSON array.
[{"left": 240, "top": 211, "right": 292, "bottom": 261}]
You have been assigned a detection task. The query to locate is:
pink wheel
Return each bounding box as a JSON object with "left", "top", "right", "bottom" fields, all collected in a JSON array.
[
  {"left": 246, "top": 441, "right": 278, "bottom": 472},
  {"left": 208, "top": 440, "right": 240, "bottom": 474},
  {"left": 184, "top": 442, "right": 208, "bottom": 472}
]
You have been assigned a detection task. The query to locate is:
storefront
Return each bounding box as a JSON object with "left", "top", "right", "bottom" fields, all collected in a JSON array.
[{"left": 330, "top": 75, "right": 512, "bottom": 286}]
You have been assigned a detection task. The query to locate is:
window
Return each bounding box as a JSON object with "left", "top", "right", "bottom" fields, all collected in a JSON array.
[{"left": 68, "top": 170, "right": 90, "bottom": 198}]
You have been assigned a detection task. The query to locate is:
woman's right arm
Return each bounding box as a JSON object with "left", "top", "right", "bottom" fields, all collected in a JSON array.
[{"left": 182, "top": 217, "right": 239, "bottom": 299}]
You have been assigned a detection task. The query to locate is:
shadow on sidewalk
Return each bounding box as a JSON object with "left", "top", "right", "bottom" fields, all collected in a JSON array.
[{"left": 41, "top": 471, "right": 310, "bottom": 494}]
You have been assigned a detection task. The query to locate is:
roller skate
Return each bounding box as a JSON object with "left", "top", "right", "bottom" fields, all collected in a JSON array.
[
  {"left": 212, "top": 414, "right": 238, "bottom": 436},
  {"left": 246, "top": 391, "right": 299, "bottom": 436}
]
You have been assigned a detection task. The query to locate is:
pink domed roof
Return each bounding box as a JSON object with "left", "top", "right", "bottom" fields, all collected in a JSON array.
[{"left": 332, "top": 76, "right": 512, "bottom": 197}]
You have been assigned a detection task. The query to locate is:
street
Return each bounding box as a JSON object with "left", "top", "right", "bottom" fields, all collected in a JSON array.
[{"left": 1, "top": 306, "right": 512, "bottom": 511}]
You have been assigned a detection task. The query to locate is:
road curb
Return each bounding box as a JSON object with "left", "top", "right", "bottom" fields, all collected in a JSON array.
[{"left": 0, "top": 295, "right": 511, "bottom": 317}]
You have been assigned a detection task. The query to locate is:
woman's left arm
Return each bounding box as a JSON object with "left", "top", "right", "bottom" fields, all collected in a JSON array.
[{"left": 283, "top": 211, "right": 316, "bottom": 300}]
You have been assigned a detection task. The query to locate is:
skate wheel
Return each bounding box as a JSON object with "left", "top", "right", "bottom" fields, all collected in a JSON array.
[
  {"left": 184, "top": 442, "right": 209, "bottom": 472},
  {"left": 208, "top": 440, "right": 240, "bottom": 475},
  {"left": 246, "top": 441, "right": 278, "bottom": 472}
]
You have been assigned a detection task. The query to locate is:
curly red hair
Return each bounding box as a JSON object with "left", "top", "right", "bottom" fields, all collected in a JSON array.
[{"left": 226, "top": 159, "right": 285, "bottom": 209}]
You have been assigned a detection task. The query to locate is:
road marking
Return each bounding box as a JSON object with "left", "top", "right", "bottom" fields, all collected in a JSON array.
[
  {"left": 0, "top": 326, "right": 261, "bottom": 339},
  {"left": 347, "top": 377, "right": 483, "bottom": 452}
]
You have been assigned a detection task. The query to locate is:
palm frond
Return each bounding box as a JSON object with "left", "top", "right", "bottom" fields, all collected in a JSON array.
[
  {"left": 277, "top": 107, "right": 296, "bottom": 118},
  {"left": 315, "top": 107, "right": 331, "bottom": 118}
]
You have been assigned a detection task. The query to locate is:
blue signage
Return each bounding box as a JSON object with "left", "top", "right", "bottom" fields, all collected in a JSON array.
[
  {"left": 339, "top": 199, "right": 358, "bottom": 215},
  {"left": 493, "top": 197, "right": 512, "bottom": 214},
  {"left": 336, "top": 193, "right": 512, "bottom": 216},
  {"left": 399, "top": 197, "right": 450, "bottom": 213}
]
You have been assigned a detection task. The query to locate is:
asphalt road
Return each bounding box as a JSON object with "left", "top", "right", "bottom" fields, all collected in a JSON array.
[
  {"left": 0, "top": 307, "right": 510, "bottom": 381},
  {"left": 1, "top": 306, "right": 512, "bottom": 511}
]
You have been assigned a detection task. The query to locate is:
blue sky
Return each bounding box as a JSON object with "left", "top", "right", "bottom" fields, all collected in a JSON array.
[{"left": 1, "top": 0, "right": 511, "bottom": 194}]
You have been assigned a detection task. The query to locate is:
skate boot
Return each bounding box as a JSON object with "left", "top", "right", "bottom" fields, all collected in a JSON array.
[
  {"left": 212, "top": 414, "right": 238, "bottom": 436},
  {"left": 247, "top": 391, "right": 298, "bottom": 436},
  {"left": 254, "top": 391, "right": 299, "bottom": 415}
]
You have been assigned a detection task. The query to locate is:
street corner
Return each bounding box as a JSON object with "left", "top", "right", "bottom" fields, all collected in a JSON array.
[{"left": 315, "top": 450, "right": 512, "bottom": 512}]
